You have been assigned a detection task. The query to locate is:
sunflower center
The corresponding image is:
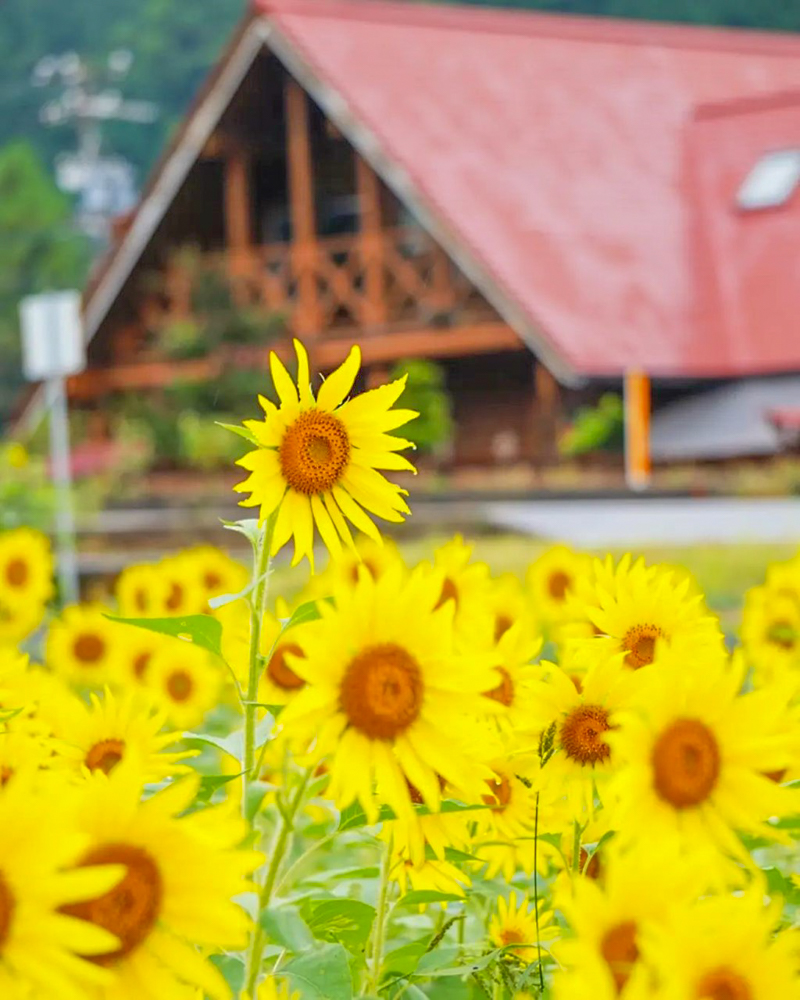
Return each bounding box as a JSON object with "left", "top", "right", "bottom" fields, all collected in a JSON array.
[
  {"left": 435, "top": 577, "right": 459, "bottom": 610},
  {"left": 579, "top": 847, "right": 603, "bottom": 880},
  {"left": 340, "top": 643, "right": 423, "bottom": 740},
  {"left": 134, "top": 588, "right": 147, "bottom": 613},
  {"left": 73, "top": 633, "right": 106, "bottom": 664},
  {"left": 267, "top": 643, "right": 305, "bottom": 691},
  {"left": 165, "top": 583, "right": 183, "bottom": 612},
  {"left": 601, "top": 921, "right": 639, "bottom": 993},
  {"left": 483, "top": 773, "right": 512, "bottom": 809},
  {"left": 695, "top": 966, "right": 753, "bottom": 1000},
  {"left": 484, "top": 667, "right": 514, "bottom": 707},
  {"left": 63, "top": 843, "right": 162, "bottom": 965},
  {"left": 652, "top": 718, "right": 720, "bottom": 808},
  {"left": 0, "top": 873, "right": 15, "bottom": 949},
  {"left": 494, "top": 614, "right": 513, "bottom": 643},
  {"left": 621, "top": 623, "right": 664, "bottom": 668},
  {"left": 500, "top": 927, "right": 526, "bottom": 947},
  {"left": 5, "top": 559, "right": 28, "bottom": 588},
  {"left": 560, "top": 705, "right": 612, "bottom": 765},
  {"left": 166, "top": 670, "right": 194, "bottom": 702},
  {"left": 0, "top": 768, "right": 13, "bottom": 787},
  {"left": 548, "top": 570, "right": 571, "bottom": 601},
  {"left": 85, "top": 739, "right": 126, "bottom": 775},
  {"left": 203, "top": 571, "right": 222, "bottom": 591},
  {"left": 132, "top": 652, "right": 151, "bottom": 680},
  {"left": 766, "top": 620, "right": 796, "bottom": 650},
  {"left": 279, "top": 410, "right": 350, "bottom": 495}
]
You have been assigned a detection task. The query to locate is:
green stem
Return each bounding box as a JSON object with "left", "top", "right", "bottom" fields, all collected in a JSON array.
[
  {"left": 533, "top": 791, "right": 544, "bottom": 993},
  {"left": 244, "top": 767, "right": 312, "bottom": 997},
  {"left": 242, "top": 512, "right": 277, "bottom": 815},
  {"left": 365, "top": 831, "right": 393, "bottom": 996},
  {"left": 572, "top": 818, "right": 581, "bottom": 874}
]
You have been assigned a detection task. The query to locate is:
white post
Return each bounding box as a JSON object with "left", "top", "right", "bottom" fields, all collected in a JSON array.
[{"left": 44, "top": 377, "right": 80, "bottom": 605}]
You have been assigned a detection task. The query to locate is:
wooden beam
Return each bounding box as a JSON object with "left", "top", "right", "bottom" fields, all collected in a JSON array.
[
  {"left": 285, "top": 78, "right": 319, "bottom": 336},
  {"left": 224, "top": 146, "right": 252, "bottom": 254},
  {"left": 532, "top": 361, "right": 561, "bottom": 464},
  {"left": 624, "top": 369, "right": 651, "bottom": 491},
  {"left": 356, "top": 155, "right": 387, "bottom": 327}
]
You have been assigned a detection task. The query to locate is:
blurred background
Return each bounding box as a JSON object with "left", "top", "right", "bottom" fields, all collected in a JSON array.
[{"left": 1, "top": 0, "right": 799, "bottom": 582}]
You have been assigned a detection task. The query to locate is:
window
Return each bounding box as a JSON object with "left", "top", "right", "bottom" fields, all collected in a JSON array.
[{"left": 737, "top": 149, "right": 800, "bottom": 211}]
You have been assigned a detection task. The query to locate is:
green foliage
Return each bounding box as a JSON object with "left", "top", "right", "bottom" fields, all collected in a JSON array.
[
  {"left": 389, "top": 358, "right": 452, "bottom": 457},
  {"left": 559, "top": 392, "right": 624, "bottom": 457}
]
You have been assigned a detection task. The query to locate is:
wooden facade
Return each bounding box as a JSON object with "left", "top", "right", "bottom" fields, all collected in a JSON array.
[{"left": 70, "top": 45, "right": 562, "bottom": 466}]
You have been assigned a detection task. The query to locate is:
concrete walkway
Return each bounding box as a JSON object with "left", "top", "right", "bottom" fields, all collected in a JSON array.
[{"left": 482, "top": 497, "right": 800, "bottom": 547}]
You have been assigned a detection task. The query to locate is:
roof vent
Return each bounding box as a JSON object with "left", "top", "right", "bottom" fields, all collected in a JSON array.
[{"left": 737, "top": 149, "right": 800, "bottom": 211}]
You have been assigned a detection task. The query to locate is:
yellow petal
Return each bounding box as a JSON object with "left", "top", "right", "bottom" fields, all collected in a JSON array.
[
  {"left": 294, "top": 338, "right": 314, "bottom": 407},
  {"left": 270, "top": 351, "right": 299, "bottom": 408},
  {"left": 317, "top": 344, "right": 361, "bottom": 411}
]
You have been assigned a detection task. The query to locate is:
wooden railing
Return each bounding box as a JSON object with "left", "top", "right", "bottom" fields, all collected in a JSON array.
[{"left": 163, "top": 227, "right": 496, "bottom": 335}]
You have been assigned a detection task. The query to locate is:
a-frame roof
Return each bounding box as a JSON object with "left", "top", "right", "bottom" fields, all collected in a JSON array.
[{"left": 82, "top": 0, "right": 800, "bottom": 383}]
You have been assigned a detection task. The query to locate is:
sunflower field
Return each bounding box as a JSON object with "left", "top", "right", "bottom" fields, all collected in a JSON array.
[{"left": 1, "top": 339, "right": 800, "bottom": 1000}]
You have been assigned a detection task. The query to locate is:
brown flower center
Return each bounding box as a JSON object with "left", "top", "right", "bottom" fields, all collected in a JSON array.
[
  {"left": 340, "top": 643, "right": 423, "bottom": 740},
  {"left": 166, "top": 670, "right": 194, "bottom": 702},
  {"left": 435, "top": 577, "right": 459, "bottom": 610},
  {"left": 0, "top": 873, "right": 15, "bottom": 949},
  {"left": 482, "top": 773, "right": 512, "bottom": 809},
  {"left": 85, "top": 739, "right": 126, "bottom": 775},
  {"left": 548, "top": 570, "right": 571, "bottom": 601},
  {"left": 601, "top": 921, "right": 639, "bottom": 993},
  {"left": 695, "top": 967, "right": 753, "bottom": 1000},
  {"left": 580, "top": 847, "right": 603, "bottom": 880},
  {"left": 165, "top": 582, "right": 183, "bottom": 612},
  {"left": 132, "top": 652, "right": 151, "bottom": 680},
  {"left": 652, "top": 718, "right": 720, "bottom": 808},
  {"left": 494, "top": 614, "right": 513, "bottom": 642},
  {"left": 134, "top": 588, "right": 147, "bottom": 613},
  {"left": 5, "top": 559, "right": 28, "bottom": 588},
  {"left": 279, "top": 410, "right": 350, "bottom": 495},
  {"left": 621, "top": 623, "right": 664, "bottom": 668},
  {"left": 484, "top": 667, "right": 515, "bottom": 707},
  {"left": 560, "top": 705, "right": 612, "bottom": 765},
  {"left": 203, "top": 571, "right": 222, "bottom": 591},
  {"left": 267, "top": 643, "right": 305, "bottom": 691},
  {"left": 350, "top": 558, "right": 380, "bottom": 584},
  {"left": 500, "top": 927, "right": 526, "bottom": 947},
  {"left": 766, "top": 620, "right": 796, "bottom": 650},
  {"left": 0, "top": 767, "right": 13, "bottom": 787},
  {"left": 62, "top": 844, "right": 162, "bottom": 965},
  {"left": 73, "top": 633, "right": 106, "bottom": 665}
]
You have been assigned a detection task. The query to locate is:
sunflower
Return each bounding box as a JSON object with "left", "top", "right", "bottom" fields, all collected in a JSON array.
[
  {"left": 644, "top": 890, "right": 798, "bottom": 1000},
  {"left": 0, "top": 726, "right": 54, "bottom": 788},
  {"left": 740, "top": 585, "right": 800, "bottom": 688},
  {"left": 489, "top": 891, "right": 558, "bottom": 963},
  {"left": 115, "top": 564, "right": 169, "bottom": 619},
  {"left": 607, "top": 653, "right": 800, "bottom": 871},
  {"left": 278, "top": 562, "right": 497, "bottom": 825},
  {"left": 553, "top": 849, "right": 704, "bottom": 1000},
  {"left": 575, "top": 555, "right": 724, "bottom": 671},
  {"left": 482, "top": 622, "right": 543, "bottom": 731},
  {"left": 183, "top": 545, "right": 249, "bottom": 607},
  {"left": 115, "top": 629, "right": 169, "bottom": 690},
  {"left": 0, "top": 595, "right": 45, "bottom": 648},
  {"left": 145, "top": 639, "right": 223, "bottom": 730},
  {"left": 527, "top": 658, "right": 641, "bottom": 819},
  {"left": 234, "top": 339, "right": 417, "bottom": 568},
  {"left": 250, "top": 978, "right": 301, "bottom": 1000},
  {"left": 526, "top": 545, "right": 591, "bottom": 629},
  {"left": 0, "top": 527, "right": 53, "bottom": 609},
  {"left": 487, "top": 572, "right": 540, "bottom": 647},
  {"left": 65, "top": 764, "right": 260, "bottom": 1000},
  {"left": 390, "top": 842, "right": 470, "bottom": 900},
  {"left": 0, "top": 771, "right": 125, "bottom": 1000},
  {"left": 51, "top": 687, "right": 196, "bottom": 781},
  {"left": 46, "top": 604, "right": 123, "bottom": 687},
  {"left": 425, "top": 536, "right": 494, "bottom": 642},
  {"left": 309, "top": 535, "right": 404, "bottom": 599}
]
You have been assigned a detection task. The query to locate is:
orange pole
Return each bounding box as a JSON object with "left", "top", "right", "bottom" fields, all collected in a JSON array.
[{"left": 624, "top": 369, "right": 651, "bottom": 491}]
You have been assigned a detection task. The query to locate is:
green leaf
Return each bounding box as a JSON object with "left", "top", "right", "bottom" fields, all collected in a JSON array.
[
  {"left": 305, "top": 899, "right": 375, "bottom": 953},
  {"left": 260, "top": 906, "right": 315, "bottom": 953},
  {"left": 396, "top": 890, "right": 465, "bottom": 907},
  {"left": 281, "top": 942, "right": 354, "bottom": 1000},
  {"left": 221, "top": 517, "right": 262, "bottom": 550},
  {"left": 105, "top": 614, "right": 223, "bottom": 658},
  {"left": 216, "top": 421, "right": 258, "bottom": 446},
  {"left": 184, "top": 714, "right": 275, "bottom": 763},
  {"left": 196, "top": 772, "right": 241, "bottom": 803},
  {"left": 209, "top": 954, "right": 245, "bottom": 992},
  {"left": 337, "top": 801, "right": 396, "bottom": 831},
  {"left": 207, "top": 582, "right": 254, "bottom": 610},
  {"left": 382, "top": 938, "right": 429, "bottom": 979},
  {"left": 281, "top": 599, "right": 322, "bottom": 631}
]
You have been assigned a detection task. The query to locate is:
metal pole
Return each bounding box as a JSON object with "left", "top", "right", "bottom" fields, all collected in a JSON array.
[{"left": 45, "top": 377, "right": 79, "bottom": 605}]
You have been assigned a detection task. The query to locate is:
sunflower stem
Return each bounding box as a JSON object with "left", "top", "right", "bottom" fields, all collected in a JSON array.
[
  {"left": 242, "top": 510, "right": 278, "bottom": 815},
  {"left": 533, "top": 790, "right": 544, "bottom": 993},
  {"left": 572, "top": 818, "right": 581, "bottom": 874},
  {"left": 366, "top": 830, "right": 393, "bottom": 996},
  {"left": 243, "top": 765, "right": 311, "bottom": 997}
]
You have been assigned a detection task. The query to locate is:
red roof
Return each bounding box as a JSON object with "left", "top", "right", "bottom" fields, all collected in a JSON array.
[{"left": 258, "top": 0, "right": 800, "bottom": 377}]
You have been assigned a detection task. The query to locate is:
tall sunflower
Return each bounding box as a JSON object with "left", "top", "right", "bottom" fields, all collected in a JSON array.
[
  {"left": 145, "top": 639, "right": 223, "bottom": 730},
  {"left": 425, "top": 536, "right": 494, "bottom": 642},
  {"left": 278, "top": 562, "right": 498, "bottom": 824},
  {"left": 46, "top": 604, "right": 124, "bottom": 688},
  {"left": 607, "top": 654, "right": 800, "bottom": 871},
  {"left": 0, "top": 595, "right": 45, "bottom": 649},
  {"left": 234, "top": 340, "right": 417, "bottom": 568},
  {"left": 65, "top": 764, "right": 260, "bottom": 1000},
  {"left": 0, "top": 527, "right": 53, "bottom": 609},
  {"left": 526, "top": 545, "right": 591, "bottom": 630},
  {"left": 740, "top": 585, "right": 800, "bottom": 689},
  {"left": 489, "top": 892, "right": 558, "bottom": 963}
]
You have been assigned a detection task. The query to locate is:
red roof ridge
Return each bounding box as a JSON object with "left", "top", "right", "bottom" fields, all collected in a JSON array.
[
  {"left": 255, "top": 0, "right": 800, "bottom": 57},
  {"left": 693, "top": 87, "right": 800, "bottom": 121}
]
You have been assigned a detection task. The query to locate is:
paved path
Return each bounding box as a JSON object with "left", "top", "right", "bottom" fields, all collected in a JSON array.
[{"left": 481, "top": 497, "right": 800, "bottom": 546}]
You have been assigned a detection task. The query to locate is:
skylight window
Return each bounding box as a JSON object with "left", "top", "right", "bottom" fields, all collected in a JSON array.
[{"left": 737, "top": 149, "right": 800, "bottom": 211}]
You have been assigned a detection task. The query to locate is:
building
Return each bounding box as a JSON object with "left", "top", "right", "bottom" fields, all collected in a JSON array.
[{"left": 22, "top": 0, "right": 800, "bottom": 473}]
